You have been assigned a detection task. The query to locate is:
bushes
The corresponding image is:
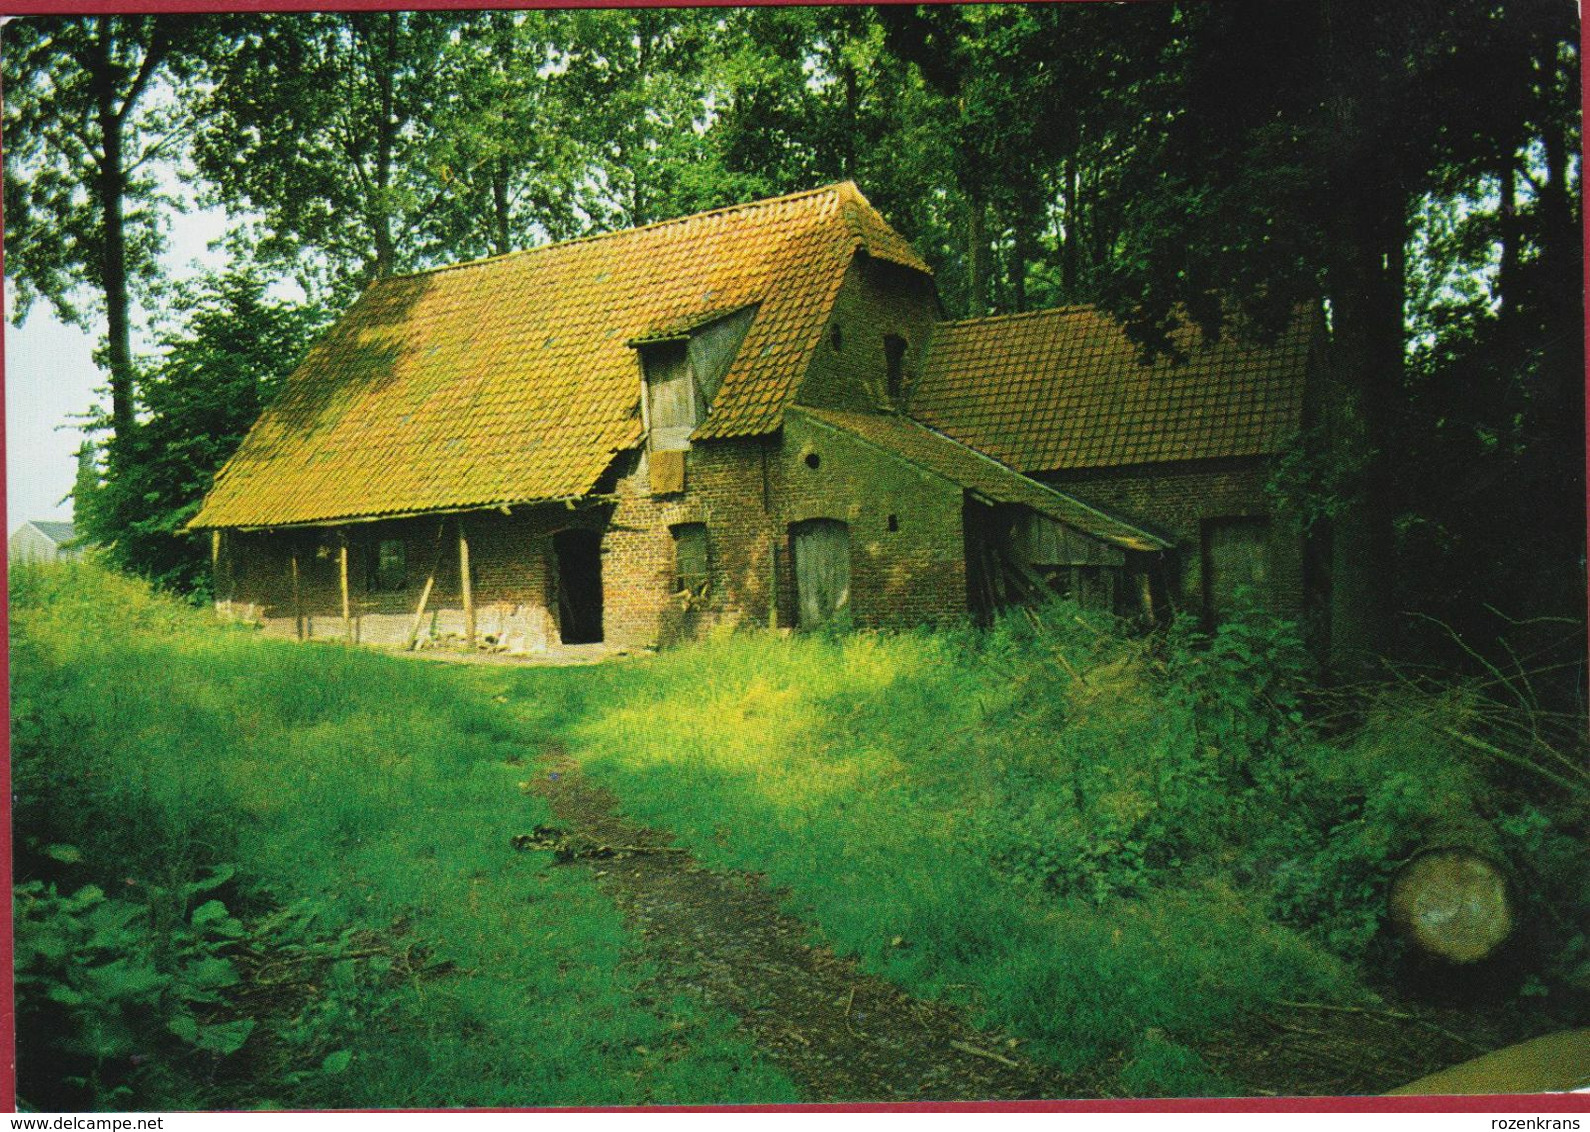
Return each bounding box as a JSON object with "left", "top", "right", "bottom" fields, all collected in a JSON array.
[{"left": 16, "top": 562, "right": 1583, "bottom": 1102}]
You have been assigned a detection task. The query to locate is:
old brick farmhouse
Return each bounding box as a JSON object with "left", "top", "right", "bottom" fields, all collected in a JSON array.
[{"left": 191, "top": 183, "right": 1319, "bottom": 653}]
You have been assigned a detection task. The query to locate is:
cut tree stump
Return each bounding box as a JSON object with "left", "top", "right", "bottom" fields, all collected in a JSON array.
[{"left": 1388, "top": 848, "right": 1514, "bottom": 964}]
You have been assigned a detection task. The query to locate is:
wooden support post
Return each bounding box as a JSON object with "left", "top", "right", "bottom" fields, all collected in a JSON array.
[
  {"left": 406, "top": 523, "right": 446, "bottom": 650},
  {"left": 291, "top": 546, "right": 304, "bottom": 640},
  {"left": 458, "top": 516, "right": 476, "bottom": 649},
  {"left": 210, "top": 530, "right": 225, "bottom": 609},
  {"left": 339, "top": 533, "right": 352, "bottom": 643},
  {"left": 1138, "top": 570, "right": 1156, "bottom": 623}
]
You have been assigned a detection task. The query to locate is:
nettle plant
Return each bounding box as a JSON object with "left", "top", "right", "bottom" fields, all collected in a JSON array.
[{"left": 14, "top": 858, "right": 255, "bottom": 1109}]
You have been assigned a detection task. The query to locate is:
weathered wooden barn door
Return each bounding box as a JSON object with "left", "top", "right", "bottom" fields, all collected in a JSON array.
[
  {"left": 1201, "top": 517, "right": 1271, "bottom": 625},
  {"left": 791, "top": 519, "right": 851, "bottom": 629},
  {"left": 553, "top": 528, "right": 604, "bottom": 644}
]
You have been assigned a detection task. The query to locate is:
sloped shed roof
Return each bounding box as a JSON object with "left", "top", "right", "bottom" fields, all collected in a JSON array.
[
  {"left": 910, "top": 305, "right": 1318, "bottom": 474},
  {"left": 28, "top": 520, "right": 77, "bottom": 545},
  {"left": 793, "top": 407, "right": 1168, "bottom": 552},
  {"left": 193, "top": 183, "right": 929, "bottom": 530}
]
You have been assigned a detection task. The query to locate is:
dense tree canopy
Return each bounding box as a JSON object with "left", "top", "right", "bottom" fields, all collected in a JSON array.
[{"left": 4, "top": 2, "right": 1580, "bottom": 677}]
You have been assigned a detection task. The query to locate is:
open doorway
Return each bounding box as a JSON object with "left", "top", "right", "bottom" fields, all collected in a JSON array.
[{"left": 554, "top": 528, "right": 604, "bottom": 644}]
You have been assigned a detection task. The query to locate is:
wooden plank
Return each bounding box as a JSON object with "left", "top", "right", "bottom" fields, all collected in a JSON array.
[
  {"left": 458, "top": 516, "right": 475, "bottom": 649},
  {"left": 339, "top": 534, "right": 352, "bottom": 642},
  {"left": 792, "top": 519, "right": 850, "bottom": 628},
  {"left": 291, "top": 547, "right": 303, "bottom": 640},
  {"left": 649, "top": 449, "right": 686, "bottom": 494},
  {"left": 406, "top": 523, "right": 446, "bottom": 650}
]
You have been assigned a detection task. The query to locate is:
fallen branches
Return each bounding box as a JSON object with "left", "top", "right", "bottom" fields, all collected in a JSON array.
[
  {"left": 511, "top": 825, "right": 688, "bottom": 864},
  {"left": 1269, "top": 999, "right": 1487, "bottom": 1053},
  {"left": 949, "top": 1039, "right": 1020, "bottom": 1069}
]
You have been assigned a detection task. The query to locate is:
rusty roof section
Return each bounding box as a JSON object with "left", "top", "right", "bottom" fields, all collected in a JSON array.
[
  {"left": 193, "top": 182, "right": 929, "bottom": 529},
  {"left": 793, "top": 407, "right": 1169, "bottom": 552},
  {"left": 911, "top": 305, "right": 1318, "bottom": 474}
]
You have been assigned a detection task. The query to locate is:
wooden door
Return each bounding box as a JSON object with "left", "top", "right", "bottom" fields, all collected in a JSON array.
[
  {"left": 792, "top": 519, "right": 851, "bottom": 629},
  {"left": 1201, "top": 517, "right": 1271, "bottom": 625}
]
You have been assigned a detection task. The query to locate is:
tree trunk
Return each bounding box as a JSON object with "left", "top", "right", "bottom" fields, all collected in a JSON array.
[
  {"left": 371, "top": 11, "right": 398, "bottom": 279},
  {"left": 965, "top": 187, "right": 988, "bottom": 318},
  {"left": 1011, "top": 226, "right": 1028, "bottom": 313},
  {"left": 1496, "top": 156, "right": 1519, "bottom": 320},
  {"left": 1320, "top": 0, "right": 1399, "bottom": 679},
  {"left": 839, "top": 54, "right": 858, "bottom": 181},
  {"left": 90, "top": 18, "right": 136, "bottom": 442},
  {"left": 1388, "top": 847, "right": 1514, "bottom": 964},
  {"left": 1061, "top": 155, "right": 1080, "bottom": 298},
  {"left": 491, "top": 156, "right": 511, "bottom": 257}
]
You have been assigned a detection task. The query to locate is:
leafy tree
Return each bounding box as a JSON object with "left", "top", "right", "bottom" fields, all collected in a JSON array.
[
  {"left": 1093, "top": 0, "right": 1580, "bottom": 673},
  {"left": 3, "top": 14, "right": 202, "bottom": 442},
  {"left": 191, "top": 11, "right": 458, "bottom": 300},
  {"left": 556, "top": 7, "right": 724, "bottom": 227},
  {"left": 412, "top": 9, "right": 595, "bottom": 261},
  {"left": 76, "top": 269, "right": 327, "bottom": 594}
]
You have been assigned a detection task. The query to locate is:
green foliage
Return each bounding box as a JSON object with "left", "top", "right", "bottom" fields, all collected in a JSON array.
[
  {"left": 75, "top": 269, "right": 326, "bottom": 594},
  {"left": 15, "top": 862, "right": 263, "bottom": 1108},
  {"left": 1, "top": 16, "right": 190, "bottom": 329},
  {"left": 11, "top": 562, "right": 795, "bottom": 1109},
  {"left": 536, "top": 597, "right": 1585, "bottom": 1094},
  {"left": 1119, "top": 1033, "right": 1234, "bottom": 1099}
]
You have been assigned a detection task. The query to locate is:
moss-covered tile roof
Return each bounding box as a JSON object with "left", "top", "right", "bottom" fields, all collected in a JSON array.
[
  {"left": 793, "top": 407, "right": 1169, "bottom": 552},
  {"left": 911, "top": 305, "right": 1318, "bottom": 474},
  {"left": 193, "top": 182, "right": 929, "bottom": 530}
]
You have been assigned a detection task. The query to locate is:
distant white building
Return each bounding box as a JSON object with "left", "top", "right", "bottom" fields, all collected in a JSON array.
[{"left": 9, "top": 520, "right": 82, "bottom": 564}]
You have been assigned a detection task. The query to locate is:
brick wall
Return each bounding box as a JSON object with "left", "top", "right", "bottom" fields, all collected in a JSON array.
[
  {"left": 796, "top": 256, "right": 940, "bottom": 414},
  {"left": 592, "top": 418, "right": 972, "bottom": 648},
  {"left": 773, "top": 413, "right": 968, "bottom": 629},
  {"left": 1038, "top": 456, "right": 1304, "bottom": 620}
]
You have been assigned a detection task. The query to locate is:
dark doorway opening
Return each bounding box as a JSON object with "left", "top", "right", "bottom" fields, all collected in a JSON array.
[{"left": 554, "top": 528, "right": 604, "bottom": 644}]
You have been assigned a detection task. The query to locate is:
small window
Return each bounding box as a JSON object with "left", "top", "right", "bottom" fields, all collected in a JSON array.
[
  {"left": 672, "top": 523, "right": 709, "bottom": 596},
  {"left": 830, "top": 322, "right": 844, "bottom": 351},
  {"left": 368, "top": 538, "right": 407, "bottom": 592},
  {"left": 884, "top": 334, "right": 908, "bottom": 400},
  {"left": 644, "top": 342, "right": 698, "bottom": 452}
]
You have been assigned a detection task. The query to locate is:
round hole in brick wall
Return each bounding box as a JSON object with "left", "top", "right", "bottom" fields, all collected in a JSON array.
[{"left": 805, "top": 452, "right": 821, "bottom": 470}]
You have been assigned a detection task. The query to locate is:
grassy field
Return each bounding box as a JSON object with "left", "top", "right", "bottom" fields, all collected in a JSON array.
[
  {"left": 10, "top": 563, "right": 795, "bottom": 1109},
  {"left": 12, "top": 562, "right": 1588, "bottom": 1105},
  {"left": 523, "top": 605, "right": 1588, "bottom": 1093}
]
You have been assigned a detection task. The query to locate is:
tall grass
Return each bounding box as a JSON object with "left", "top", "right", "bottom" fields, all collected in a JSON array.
[
  {"left": 11, "top": 562, "right": 795, "bottom": 1108},
  {"left": 15, "top": 562, "right": 1583, "bottom": 1103},
  {"left": 544, "top": 604, "right": 1587, "bottom": 1093}
]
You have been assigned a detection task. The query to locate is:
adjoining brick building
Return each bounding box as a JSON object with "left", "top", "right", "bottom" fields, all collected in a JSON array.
[
  {"left": 190, "top": 183, "right": 1316, "bottom": 654},
  {"left": 911, "top": 304, "right": 1322, "bottom": 628}
]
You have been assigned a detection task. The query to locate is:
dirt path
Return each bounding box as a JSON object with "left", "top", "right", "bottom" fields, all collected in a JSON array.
[{"left": 533, "top": 752, "right": 1085, "bottom": 1103}]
